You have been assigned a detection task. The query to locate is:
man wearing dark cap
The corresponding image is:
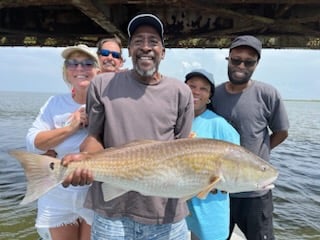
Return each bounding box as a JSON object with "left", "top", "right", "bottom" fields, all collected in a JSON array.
[
  {"left": 212, "top": 35, "right": 289, "bottom": 240},
  {"left": 62, "top": 13, "right": 194, "bottom": 240}
]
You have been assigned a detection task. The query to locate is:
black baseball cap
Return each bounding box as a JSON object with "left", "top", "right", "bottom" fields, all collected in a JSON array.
[
  {"left": 127, "top": 13, "right": 164, "bottom": 43},
  {"left": 229, "top": 35, "right": 262, "bottom": 59}
]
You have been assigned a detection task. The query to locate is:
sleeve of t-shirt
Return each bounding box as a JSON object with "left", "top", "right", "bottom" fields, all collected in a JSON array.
[
  {"left": 174, "top": 87, "right": 194, "bottom": 139},
  {"left": 268, "top": 89, "right": 289, "bottom": 132},
  {"left": 26, "top": 96, "right": 54, "bottom": 154},
  {"left": 86, "top": 78, "right": 105, "bottom": 139}
]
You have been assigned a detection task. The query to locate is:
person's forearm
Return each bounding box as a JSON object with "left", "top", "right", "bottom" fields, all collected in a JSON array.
[
  {"left": 270, "top": 130, "right": 288, "bottom": 149},
  {"left": 80, "top": 135, "right": 104, "bottom": 153},
  {"left": 34, "top": 126, "right": 77, "bottom": 151}
]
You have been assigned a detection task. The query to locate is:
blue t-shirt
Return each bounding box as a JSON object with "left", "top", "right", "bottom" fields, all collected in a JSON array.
[{"left": 186, "top": 109, "right": 240, "bottom": 240}]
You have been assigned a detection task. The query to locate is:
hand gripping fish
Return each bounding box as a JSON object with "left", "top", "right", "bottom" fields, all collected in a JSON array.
[{"left": 9, "top": 138, "right": 278, "bottom": 205}]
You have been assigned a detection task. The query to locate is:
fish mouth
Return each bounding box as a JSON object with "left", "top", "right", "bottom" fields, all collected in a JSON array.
[
  {"left": 258, "top": 175, "right": 278, "bottom": 190},
  {"left": 261, "top": 183, "right": 275, "bottom": 191}
]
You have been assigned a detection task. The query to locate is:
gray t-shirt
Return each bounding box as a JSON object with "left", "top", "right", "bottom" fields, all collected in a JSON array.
[
  {"left": 85, "top": 70, "right": 194, "bottom": 224},
  {"left": 213, "top": 80, "right": 289, "bottom": 198}
]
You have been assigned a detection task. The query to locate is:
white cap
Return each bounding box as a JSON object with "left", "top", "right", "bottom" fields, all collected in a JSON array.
[
  {"left": 62, "top": 44, "right": 98, "bottom": 63},
  {"left": 61, "top": 44, "right": 99, "bottom": 89}
]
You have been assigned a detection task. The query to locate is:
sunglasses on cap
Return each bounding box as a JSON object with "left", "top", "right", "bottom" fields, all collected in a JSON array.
[
  {"left": 65, "top": 59, "right": 96, "bottom": 70},
  {"left": 98, "top": 49, "right": 121, "bottom": 59},
  {"left": 226, "top": 57, "right": 257, "bottom": 68}
]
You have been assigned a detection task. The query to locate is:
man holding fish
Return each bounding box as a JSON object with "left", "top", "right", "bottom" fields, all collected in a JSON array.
[{"left": 63, "top": 13, "right": 194, "bottom": 239}]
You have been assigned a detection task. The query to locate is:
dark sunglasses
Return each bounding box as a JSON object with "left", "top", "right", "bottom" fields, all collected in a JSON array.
[
  {"left": 226, "top": 57, "right": 257, "bottom": 68},
  {"left": 98, "top": 49, "right": 121, "bottom": 59},
  {"left": 65, "top": 59, "right": 96, "bottom": 70}
]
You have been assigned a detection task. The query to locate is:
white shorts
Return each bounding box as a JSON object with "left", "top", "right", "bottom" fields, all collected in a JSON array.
[{"left": 35, "top": 184, "right": 94, "bottom": 239}]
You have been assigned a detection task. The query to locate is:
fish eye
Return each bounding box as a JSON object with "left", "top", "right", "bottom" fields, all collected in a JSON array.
[
  {"left": 49, "top": 162, "right": 55, "bottom": 170},
  {"left": 261, "top": 165, "right": 268, "bottom": 172}
]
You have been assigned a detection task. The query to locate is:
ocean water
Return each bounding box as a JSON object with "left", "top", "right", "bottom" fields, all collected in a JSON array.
[{"left": 0, "top": 91, "right": 319, "bottom": 240}]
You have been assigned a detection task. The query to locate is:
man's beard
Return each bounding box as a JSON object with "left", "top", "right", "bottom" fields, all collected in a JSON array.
[
  {"left": 228, "top": 67, "right": 253, "bottom": 85},
  {"left": 135, "top": 65, "right": 156, "bottom": 77}
]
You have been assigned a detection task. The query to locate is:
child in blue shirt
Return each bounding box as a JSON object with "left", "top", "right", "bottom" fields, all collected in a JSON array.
[{"left": 185, "top": 69, "right": 240, "bottom": 240}]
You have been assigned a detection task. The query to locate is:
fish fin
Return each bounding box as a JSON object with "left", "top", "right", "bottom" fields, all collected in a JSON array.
[
  {"left": 197, "top": 176, "right": 221, "bottom": 199},
  {"left": 101, "top": 183, "right": 128, "bottom": 202},
  {"left": 9, "top": 150, "right": 62, "bottom": 205}
]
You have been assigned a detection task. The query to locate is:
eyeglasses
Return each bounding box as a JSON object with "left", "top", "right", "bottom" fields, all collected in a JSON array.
[
  {"left": 226, "top": 57, "right": 257, "bottom": 68},
  {"left": 65, "top": 59, "right": 96, "bottom": 70},
  {"left": 98, "top": 49, "right": 121, "bottom": 59}
]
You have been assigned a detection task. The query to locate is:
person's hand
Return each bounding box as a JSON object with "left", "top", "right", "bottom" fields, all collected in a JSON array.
[
  {"left": 67, "top": 107, "right": 88, "bottom": 131},
  {"left": 78, "top": 107, "right": 88, "bottom": 128},
  {"left": 61, "top": 152, "right": 93, "bottom": 187}
]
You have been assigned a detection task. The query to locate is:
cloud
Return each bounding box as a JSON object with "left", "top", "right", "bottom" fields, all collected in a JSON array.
[{"left": 181, "top": 61, "right": 191, "bottom": 68}]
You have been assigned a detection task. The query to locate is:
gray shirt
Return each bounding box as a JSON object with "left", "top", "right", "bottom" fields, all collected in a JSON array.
[
  {"left": 213, "top": 80, "right": 289, "bottom": 198},
  {"left": 85, "top": 70, "right": 194, "bottom": 224}
]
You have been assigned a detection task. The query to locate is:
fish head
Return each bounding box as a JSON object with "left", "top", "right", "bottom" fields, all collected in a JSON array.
[
  {"left": 217, "top": 147, "right": 279, "bottom": 193},
  {"left": 235, "top": 160, "right": 278, "bottom": 192}
]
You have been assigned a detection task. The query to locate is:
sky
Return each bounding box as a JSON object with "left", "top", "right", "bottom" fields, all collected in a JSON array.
[{"left": 1, "top": 46, "right": 319, "bottom": 100}]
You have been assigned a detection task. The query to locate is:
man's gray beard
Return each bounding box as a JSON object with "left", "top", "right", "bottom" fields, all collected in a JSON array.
[{"left": 135, "top": 66, "right": 156, "bottom": 77}]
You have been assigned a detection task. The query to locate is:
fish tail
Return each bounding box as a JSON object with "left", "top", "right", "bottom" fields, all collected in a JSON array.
[{"left": 9, "top": 150, "right": 62, "bottom": 205}]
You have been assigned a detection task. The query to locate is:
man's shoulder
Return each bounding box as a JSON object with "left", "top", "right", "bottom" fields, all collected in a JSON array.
[
  {"left": 251, "top": 80, "right": 282, "bottom": 99},
  {"left": 252, "top": 80, "right": 277, "bottom": 91},
  {"left": 91, "top": 71, "right": 128, "bottom": 90},
  {"left": 161, "top": 75, "right": 191, "bottom": 93},
  {"left": 163, "top": 75, "right": 183, "bottom": 84},
  {"left": 92, "top": 72, "right": 117, "bottom": 82},
  {"left": 215, "top": 82, "right": 227, "bottom": 91}
]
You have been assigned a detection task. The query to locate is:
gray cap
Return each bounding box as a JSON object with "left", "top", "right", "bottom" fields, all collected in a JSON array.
[
  {"left": 127, "top": 13, "right": 164, "bottom": 42},
  {"left": 185, "top": 69, "right": 215, "bottom": 87},
  {"left": 229, "top": 35, "right": 262, "bottom": 59}
]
